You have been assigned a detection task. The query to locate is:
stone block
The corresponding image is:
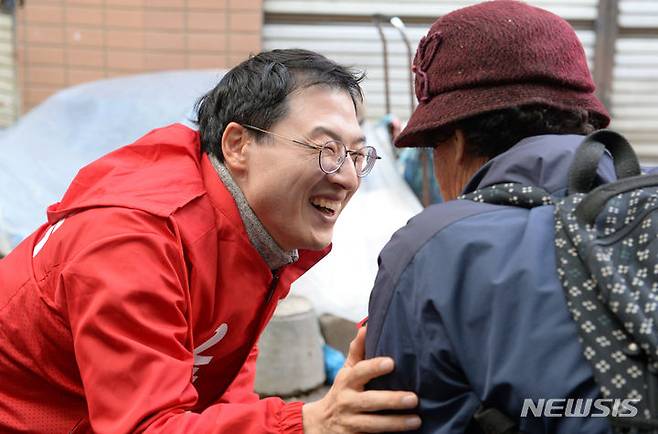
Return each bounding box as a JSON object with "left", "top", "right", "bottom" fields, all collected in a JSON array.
[
  {"left": 318, "top": 313, "right": 358, "bottom": 356},
  {"left": 255, "top": 295, "right": 325, "bottom": 397}
]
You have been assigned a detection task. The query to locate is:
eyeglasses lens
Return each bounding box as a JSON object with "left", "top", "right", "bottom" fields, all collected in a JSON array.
[
  {"left": 319, "top": 142, "right": 377, "bottom": 177},
  {"left": 319, "top": 141, "right": 343, "bottom": 173},
  {"left": 359, "top": 148, "right": 376, "bottom": 176}
]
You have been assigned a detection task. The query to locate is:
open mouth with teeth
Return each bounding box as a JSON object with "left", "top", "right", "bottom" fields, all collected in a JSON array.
[{"left": 310, "top": 197, "right": 340, "bottom": 217}]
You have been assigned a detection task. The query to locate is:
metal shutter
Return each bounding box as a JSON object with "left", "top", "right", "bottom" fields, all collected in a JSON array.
[
  {"left": 612, "top": 1, "right": 658, "bottom": 163},
  {"left": 265, "top": 0, "right": 598, "bottom": 19}
]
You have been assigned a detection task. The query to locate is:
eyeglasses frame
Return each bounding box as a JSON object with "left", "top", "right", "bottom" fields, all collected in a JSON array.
[{"left": 241, "top": 124, "right": 381, "bottom": 178}]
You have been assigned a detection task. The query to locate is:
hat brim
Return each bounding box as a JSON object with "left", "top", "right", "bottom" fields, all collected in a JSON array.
[{"left": 394, "top": 81, "right": 610, "bottom": 148}]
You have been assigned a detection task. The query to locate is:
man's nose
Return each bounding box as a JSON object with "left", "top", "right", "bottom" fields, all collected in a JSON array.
[{"left": 327, "top": 156, "right": 360, "bottom": 191}]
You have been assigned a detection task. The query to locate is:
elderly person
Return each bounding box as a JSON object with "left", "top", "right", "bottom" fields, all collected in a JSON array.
[{"left": 365, "top": 2, "right": 617, "bottom": 433}]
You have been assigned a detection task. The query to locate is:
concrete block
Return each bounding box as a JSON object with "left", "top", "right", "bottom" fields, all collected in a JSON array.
[
  {"left": 319, "top": 313, "right": 358, "bottom": 356},
  {"left": 255, "top": 295, "right": 325, "bottom": 397}
]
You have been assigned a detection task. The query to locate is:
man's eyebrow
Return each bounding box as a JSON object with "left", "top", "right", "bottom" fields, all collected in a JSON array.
[{"left": 308, "top": 126, "right": 366, "bottom": 146}]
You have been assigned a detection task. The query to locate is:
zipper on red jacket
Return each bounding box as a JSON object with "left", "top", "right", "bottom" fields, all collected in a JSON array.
[{"left": 265, "top": 270, "right": 281, "bottom": 303}]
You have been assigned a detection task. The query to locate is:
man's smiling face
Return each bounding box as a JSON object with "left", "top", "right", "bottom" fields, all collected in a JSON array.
[{"left": 238, "top": 85, "right": 364, "bottom": 251}]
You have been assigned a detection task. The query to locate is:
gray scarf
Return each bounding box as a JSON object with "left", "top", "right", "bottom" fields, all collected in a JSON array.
[{"left": 208, "top": 154, "right": 299, "bottom": 270}]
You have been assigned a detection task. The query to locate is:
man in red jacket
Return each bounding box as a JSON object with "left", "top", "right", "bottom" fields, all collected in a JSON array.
[{"left": 0, "top": 49, "right": 420, "bottom": 433}]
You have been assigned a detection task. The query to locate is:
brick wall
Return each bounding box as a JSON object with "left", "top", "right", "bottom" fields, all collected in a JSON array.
[{"left": 15, "top": 0, "right": 263, "bottom": 112}]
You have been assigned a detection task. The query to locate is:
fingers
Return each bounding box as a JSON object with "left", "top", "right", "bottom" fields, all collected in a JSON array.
[
  {"left": 333, "top": 328, "right": 422, "bottom": 433},
  {"left": 311, "top": 357, "right": 421, "bottom": 434},
  {"left": 345, "top": 325, "right": 367, "bottom": 367},
  {"left": 341, "top": 357, "right": 395, "bottom": 389},
  {"left": 343, "top": 413, "right": 422, "bottom": 433},
  {"left": 348, "top": 390, "right": 418, "bottom": 413}
]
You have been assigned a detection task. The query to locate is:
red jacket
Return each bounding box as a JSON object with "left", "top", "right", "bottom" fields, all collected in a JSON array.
[{"left": 0, "top": 123, "right": 330, "bottom": 433}]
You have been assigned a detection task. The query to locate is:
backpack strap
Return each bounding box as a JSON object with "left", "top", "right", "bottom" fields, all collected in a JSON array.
[
  {"left": 566, "top": 129, "right": 658, "bottom": 226},
  {"left": 459, "top": 182, "right": 553, "bottom": 209},
  {"left": 575, "top": 173, "right": 658, "bottom": 226},
  {"left": 568, "top": 129, "right": 641, "bottom": 195}
]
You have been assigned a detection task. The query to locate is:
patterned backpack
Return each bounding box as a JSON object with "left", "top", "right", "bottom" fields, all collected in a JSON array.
[{"left": 462, "top": 130, "right": 658, "bottom": 433}]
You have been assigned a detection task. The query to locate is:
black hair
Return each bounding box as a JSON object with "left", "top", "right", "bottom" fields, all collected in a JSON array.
[
  {"left": 433, "top": 105, "right": 606, "bottom": 159},
  {"left": 195, "top": 49, "right": 365, "bottom": 160}
]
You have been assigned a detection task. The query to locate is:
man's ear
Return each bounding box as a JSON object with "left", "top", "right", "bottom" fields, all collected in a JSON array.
[
  {"left": 221, "top": 122, "right": 249, "bottom": 174},
  {"left": 453, "top": 129, "right": 469, "bottom": 164}
]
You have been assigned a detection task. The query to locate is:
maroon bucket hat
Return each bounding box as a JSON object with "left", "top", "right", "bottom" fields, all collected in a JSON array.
[{"left": 395, "top": 0, "right": 611, "bottom": 148}]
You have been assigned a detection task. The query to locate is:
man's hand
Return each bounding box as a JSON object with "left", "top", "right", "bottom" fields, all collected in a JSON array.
[{"left": 302, "top": 326, "right": 421, "bottom": 433}]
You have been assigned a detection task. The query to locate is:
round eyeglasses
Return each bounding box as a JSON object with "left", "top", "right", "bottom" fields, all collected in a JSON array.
[{"left": 242, "top": 124, "right": 381, "bottom": 178}]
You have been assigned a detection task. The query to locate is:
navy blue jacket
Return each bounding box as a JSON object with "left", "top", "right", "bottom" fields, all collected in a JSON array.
[{"left": 366, "top": 135, "right": 615, "bottom": 433}]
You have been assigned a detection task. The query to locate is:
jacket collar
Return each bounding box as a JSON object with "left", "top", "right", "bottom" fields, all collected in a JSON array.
[
  {"left": 462, "top": 134, "right": 616, "bottom": 198},
  {"left": 207, "top": 154, "right": 299, "bottom": 270}
]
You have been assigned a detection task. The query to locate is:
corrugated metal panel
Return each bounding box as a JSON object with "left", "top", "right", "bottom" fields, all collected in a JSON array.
[
  {"left": 264, "top": 23, "right": 425, "bottom": 120},
  {"left": 618, "top": 0, "right": 658, "bottom": 28},
  {"left": 264, "top": 0, "right": 598, "bottom": 20},
  {"left": 613, "top": 1, "right": 658, "bottom": 163},
  {"left": 0, "top": 12, "right": 15, "bottom": 128},
  {"left": 264, "top": 22, "right": 595, "bottom": 121}
]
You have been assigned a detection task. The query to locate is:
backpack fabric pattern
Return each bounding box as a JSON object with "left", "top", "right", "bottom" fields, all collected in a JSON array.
[
  {"left": 460, "top": 132, "right": 658, "bottom": 432},
  {"left": 553, "top": 183, "right": 658, "bottom": 422},
  {"left": 462, "top": 182, "right": 552, "bottom": 209}
]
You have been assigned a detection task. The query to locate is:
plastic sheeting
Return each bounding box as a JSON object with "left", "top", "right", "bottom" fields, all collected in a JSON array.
[
  {"left": 0, "top": 70, "right": 224, "bottom": 248},
  {"left": 0, "top": 70, "right": 422, "bottom": 321}
]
